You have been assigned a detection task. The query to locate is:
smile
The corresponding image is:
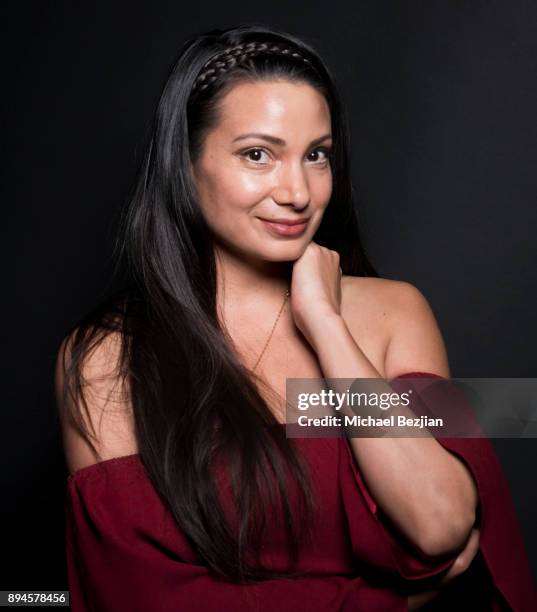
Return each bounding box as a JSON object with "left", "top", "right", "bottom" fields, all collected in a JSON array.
[{"left": 258, "top": 218, "right": 309, "bottom": 237}]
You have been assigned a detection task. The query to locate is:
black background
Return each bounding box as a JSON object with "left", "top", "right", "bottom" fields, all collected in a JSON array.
[{"left": 4, "top": 0, "right": 537, "bottom": 592}]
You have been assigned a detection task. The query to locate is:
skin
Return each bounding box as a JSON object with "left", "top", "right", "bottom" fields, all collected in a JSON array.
[
  {"left": 56, "top": 81, "right": 479, "bottom": 610},
  {"left": 56, "top": 78, "right": 482, "bottom": 607},
  {"left": 191, "top": 79, "right": 480, "bottom": 608},
  {"left": 192, "top": 79, "right": 332, "bottom": 301}
]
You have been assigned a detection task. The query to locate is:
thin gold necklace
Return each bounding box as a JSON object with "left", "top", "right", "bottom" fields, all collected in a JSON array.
[{"left": 252, "top": 287, "right": 290, "bottom": 373}]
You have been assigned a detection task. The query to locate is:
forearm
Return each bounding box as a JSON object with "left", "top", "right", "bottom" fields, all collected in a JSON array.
[{"left": 309, "top": 312, "right": 478, "bottom": 557}]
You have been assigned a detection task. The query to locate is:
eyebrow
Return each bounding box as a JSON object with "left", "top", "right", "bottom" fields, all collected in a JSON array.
[{"left": 232, "top": 132, "right": 333, "bottom": 147}]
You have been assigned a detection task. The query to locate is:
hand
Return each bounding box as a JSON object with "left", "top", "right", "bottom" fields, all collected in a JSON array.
[
  {"left": 407, "top": 527, "right": 481, "bottom": 610},
  {"left": 290, "top": 241, "right": 342, "bottom": 345}
]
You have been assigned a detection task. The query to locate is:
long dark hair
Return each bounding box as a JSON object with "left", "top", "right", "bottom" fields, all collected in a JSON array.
[{"left": 57, "top": 23, "right": 378, "bottom": 583}]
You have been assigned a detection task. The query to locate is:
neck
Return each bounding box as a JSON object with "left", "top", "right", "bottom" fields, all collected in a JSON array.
[{"left": 214, "top": 246, "right": 292, "bottom": 313}]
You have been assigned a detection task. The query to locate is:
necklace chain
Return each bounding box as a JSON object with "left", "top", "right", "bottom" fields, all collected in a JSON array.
[{"left": 252, "top": 287, "right": 290, "bottom": 373}]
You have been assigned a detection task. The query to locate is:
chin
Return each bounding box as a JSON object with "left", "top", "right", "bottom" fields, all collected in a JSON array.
[{"left": 256, "top": 240, "right": 310, "bottom": 262}]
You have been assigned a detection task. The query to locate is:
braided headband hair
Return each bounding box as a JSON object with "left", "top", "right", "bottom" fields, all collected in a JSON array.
[{"left": 190, "top": 41, "right": 316, "bottom": 96}]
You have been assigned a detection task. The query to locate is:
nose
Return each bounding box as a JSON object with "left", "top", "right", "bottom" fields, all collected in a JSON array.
[{"left": 271, "top": 160, "right": 310, "bottom": 209}]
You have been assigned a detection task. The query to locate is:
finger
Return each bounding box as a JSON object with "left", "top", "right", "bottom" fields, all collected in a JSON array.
[
  {"left": 441, "top": 528, "right": 481, "bottom": 584},
  {"left": 408, "top": 588, "right": 443, "bottom": 611},
  {"left": 458, "top": 528, "right": 480, "bottom": 565}
]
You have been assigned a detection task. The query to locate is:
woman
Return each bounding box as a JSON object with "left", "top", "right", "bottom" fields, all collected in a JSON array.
[{"left": 55, "top": 24, "right": 536, "bottom": 611}]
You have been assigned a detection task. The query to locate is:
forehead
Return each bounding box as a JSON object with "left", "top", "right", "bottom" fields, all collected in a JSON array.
[{"left": 214, "top": 79, "right": 331, "bottom": 138}]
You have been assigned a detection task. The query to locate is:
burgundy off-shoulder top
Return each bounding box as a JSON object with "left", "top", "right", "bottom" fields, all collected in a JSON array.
[{"left": 64, "top": 373, "right": 537, "bottom": 611}]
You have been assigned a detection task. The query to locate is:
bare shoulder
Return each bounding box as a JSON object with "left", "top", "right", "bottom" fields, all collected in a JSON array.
[
  {"left": 54, "top": 328, "right": 138, "bottom": 476},
  {"left": 340, "top": 275, "right": 409, "bottom": 331},
  {"left": 341, "top": 276, "right": 450, "bottom": 379},
  {"left": 341, "top": 275, "right": 406, "bottom": 311}
]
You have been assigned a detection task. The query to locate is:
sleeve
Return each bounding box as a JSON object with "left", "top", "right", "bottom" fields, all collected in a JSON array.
[
  {"left": 65, "top": 456, "right": 409, "bottom": 612},
  {"left": 387, "top": 372, "right": 537, "bottom": 612}
]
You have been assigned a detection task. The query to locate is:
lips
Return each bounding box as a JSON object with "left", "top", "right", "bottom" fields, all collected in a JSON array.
[
  {"left": 260, "top": 218, "right": 310, "bottom": 226},
  {"left": 258, "top": 217, "right": 310, "bottom": 237}
]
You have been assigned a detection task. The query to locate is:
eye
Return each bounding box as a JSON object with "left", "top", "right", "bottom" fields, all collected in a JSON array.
[
  {"left": 240, "top": 148, "right": 271, "bottom": 165},
  {"left": 307, "top": 147, "right": 332, "bottom": 165},
  {"left": 238, "top": 146, "right": 332, "bottom": 166}
]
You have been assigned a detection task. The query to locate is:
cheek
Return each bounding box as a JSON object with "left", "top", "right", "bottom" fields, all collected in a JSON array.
[
  {"left": 312, "top": 171, "right": 333, "bottom": 208},
  {"left": 199, "top": 168, "right": 268, "bottom": 230},
  {"left": 219, "top": 169, "right": 269, "bottom": 205}
]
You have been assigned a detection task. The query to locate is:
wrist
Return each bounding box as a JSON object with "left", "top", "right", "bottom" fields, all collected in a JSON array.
[{"left": 305, "top": 312, "right": 347, "bottom": 354}]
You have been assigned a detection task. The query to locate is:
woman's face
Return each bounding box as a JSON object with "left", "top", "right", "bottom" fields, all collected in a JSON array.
[{"left": 191, "top": 79, "right": 333, "bottom": 263}]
